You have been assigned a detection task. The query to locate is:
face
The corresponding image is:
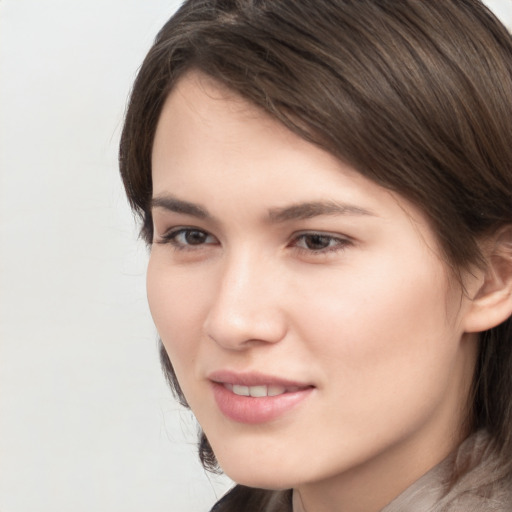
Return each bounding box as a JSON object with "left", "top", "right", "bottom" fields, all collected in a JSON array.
[{"left": 148, "top": 72, "right": 478, "bottom": 504}]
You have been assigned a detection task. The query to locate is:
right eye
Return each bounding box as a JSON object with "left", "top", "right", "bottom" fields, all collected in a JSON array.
[{"left": 157, "top": 227, "right": 218, "bottom": 250}]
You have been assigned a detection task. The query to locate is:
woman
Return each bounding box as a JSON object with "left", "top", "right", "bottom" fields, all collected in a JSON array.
[{"left": 119, "top": 1, "right": 512, "bottom": 510}]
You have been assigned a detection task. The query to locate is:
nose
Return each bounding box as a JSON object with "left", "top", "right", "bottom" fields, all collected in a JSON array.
[{"left": 203, "top": 251, "right": 288, "bottom": 350}]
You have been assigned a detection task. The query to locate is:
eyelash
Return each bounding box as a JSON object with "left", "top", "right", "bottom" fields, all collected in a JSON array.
[
  {"left": 156, "top": 228, "right": 352, "bottom": 255},
  {"left": 157, "top": 227, "right": 218, "bottom": 251},
  {"left": 292, "top": 232, "right": 352, "bottom": 255}
]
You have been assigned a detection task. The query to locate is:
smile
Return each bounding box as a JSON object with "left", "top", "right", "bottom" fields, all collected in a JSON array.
[
  {"left": 208, "top": 371, "right": 314, "bottom": 424},
  {"left": 223, "top": 383, "right": 301, "bottom": 397}
]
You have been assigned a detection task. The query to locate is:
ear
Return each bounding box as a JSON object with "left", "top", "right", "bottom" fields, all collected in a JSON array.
[{"left": 463, "top": 226, "right": 512, "bottom": 333}]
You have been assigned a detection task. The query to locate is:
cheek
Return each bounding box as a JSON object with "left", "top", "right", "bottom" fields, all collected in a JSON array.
[
  {"left": 277, "top": 258, "right": 465, "bottom": 477},
  {"left": 295, "top": 250, "right": 459, "bottom": 401}
]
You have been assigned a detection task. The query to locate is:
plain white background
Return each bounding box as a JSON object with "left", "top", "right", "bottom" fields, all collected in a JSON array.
[{"left": 0, "top": 1, "right": 511, "bottom": 511}]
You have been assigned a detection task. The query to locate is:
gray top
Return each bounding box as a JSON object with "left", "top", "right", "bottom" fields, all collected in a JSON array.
[{"left": 381, "top": 431, "right": 512, "bottom": 512}]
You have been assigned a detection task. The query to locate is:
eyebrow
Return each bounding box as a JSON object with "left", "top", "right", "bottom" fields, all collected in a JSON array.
[
  {"left": 267, "top": 201, "right": 376, "bottom": 223},
  {"left": 151, "top": 195, "right": 376, "bottom": 222},
  {"left": 151, "top": 196, "right": 210, "bottom": 219}
]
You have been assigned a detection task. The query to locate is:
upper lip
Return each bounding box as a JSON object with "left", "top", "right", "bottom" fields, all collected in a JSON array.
[{"left": 207, "top": 370, "right": 313, "bottom": 388}]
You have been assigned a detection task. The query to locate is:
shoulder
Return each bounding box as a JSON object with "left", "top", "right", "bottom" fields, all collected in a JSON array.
[
  {"left": 440, "top": 468, "right": 512, "bottom": 512},
  {"left": 382, "top": 431, "right": 512, "bottom": 512},
  {"left": 438, "top": 432, "right": 512, "bottom": 512},
  {"left": 210, "top": 485, "right": 292, "bottom": 512},
  {"left": 439, "top": 486, "right": 512, "bottom": 512}
]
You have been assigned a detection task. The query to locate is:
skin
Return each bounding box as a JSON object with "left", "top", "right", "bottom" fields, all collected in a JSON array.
[{"left": 148, "top": 71, "right": 481, "bottom": 512}]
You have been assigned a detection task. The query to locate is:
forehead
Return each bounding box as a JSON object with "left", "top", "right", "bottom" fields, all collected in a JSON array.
[
  {"left": 152, "top": 71, "right": 286, "bottom": 166},
  {"left": 152, "top": 71, "right": 360, "bottom": 196}
]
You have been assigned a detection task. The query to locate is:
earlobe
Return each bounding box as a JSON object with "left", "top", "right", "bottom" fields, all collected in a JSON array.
[{"left": 463, "top": 226, "right": 512, "bottom": 334}]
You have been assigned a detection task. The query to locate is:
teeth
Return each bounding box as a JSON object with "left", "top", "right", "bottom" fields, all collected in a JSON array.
[
  {"left": 249, "top": 385, "right": 267, "bottom": 397},
  {"left": 228, "top": 384, "right": 289, "bottom": 397},
  {"left": 232, "top": 385, "right": 250, "bottom": 396},
  {"left": 268, "top": 385, "right": 287, "bottom": 396}
]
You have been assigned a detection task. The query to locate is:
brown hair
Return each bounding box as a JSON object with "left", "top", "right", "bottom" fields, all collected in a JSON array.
[{"left": 120, "top": 0, "right": 512, "bottom": 475}]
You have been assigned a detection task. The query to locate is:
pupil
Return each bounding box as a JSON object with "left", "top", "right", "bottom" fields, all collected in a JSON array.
[
  {"left": 185, "top": 230, "right": 206, "bottom": 245},
  {"left": 306, "top": 234, "right": 329, "bottom": 250}
]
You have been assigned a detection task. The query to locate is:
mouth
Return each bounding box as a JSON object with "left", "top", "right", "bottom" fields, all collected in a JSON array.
[
  {"left": 208, "top": 371, "right": 314, "bottom": 424},
  {"left": 223, "top": 383, "right": 305, "bottom": 397}
]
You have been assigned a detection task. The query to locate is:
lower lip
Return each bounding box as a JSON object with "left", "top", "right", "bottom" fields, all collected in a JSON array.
[{"left": 211, "top": 382, "right": 313, "bottom": 424}]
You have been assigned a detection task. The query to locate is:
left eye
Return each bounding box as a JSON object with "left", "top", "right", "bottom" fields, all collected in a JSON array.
[{"left": 293, "top": 233, "right": 348, "bottom": 252}]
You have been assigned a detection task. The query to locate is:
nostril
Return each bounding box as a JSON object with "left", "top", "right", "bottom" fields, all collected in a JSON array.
[{"left": 205, "top": 309, "right": 288, "bottom": 350}]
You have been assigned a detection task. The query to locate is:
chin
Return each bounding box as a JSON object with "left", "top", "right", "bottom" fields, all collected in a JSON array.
[
  {"left": 223, "top": 467, "right": 296, "bottom": 491},
  {"left": 213, "top": 448, "right": 309, "bottom": 491}
]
